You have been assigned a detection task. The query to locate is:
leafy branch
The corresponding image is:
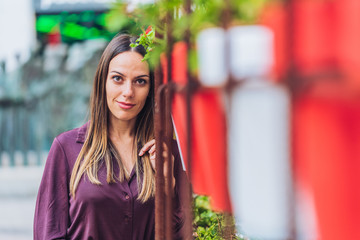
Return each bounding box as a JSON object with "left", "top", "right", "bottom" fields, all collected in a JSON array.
[
  {"left": 130, "top": 26, "right": 155, "bottom": 62},
  {"left": 193, "top": 195, "right": 246, "bottom": 240},
  {"left": 106, "top": 0, "right": 269, "bottom": 68}
]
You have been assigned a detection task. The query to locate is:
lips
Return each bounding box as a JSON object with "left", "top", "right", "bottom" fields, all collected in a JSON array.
[{"left": 116, "top": 101, "right": 135, "bottom": 110}]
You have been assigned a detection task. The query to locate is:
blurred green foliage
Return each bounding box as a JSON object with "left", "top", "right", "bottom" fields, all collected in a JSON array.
[
  {"left": 106, "top": 0, "right": 269, "bottom": 70},
  {"left": 36, "top": 11, "right": 119, "bottom": 43},
  {"left": 193, "top": 195, "right": 245, "bottom": 240},
  {"left": 130, "top": 27, "right": 155, "bottom": 62}
]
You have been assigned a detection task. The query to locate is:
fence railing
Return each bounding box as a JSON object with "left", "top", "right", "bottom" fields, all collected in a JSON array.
[{"left": 0, "top": 40, "right": 106, "bottom": 167}]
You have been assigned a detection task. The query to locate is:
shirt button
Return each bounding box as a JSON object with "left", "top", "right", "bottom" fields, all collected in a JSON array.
[{"left": 125, "top": 195, "right": 130, "bottom": 200}]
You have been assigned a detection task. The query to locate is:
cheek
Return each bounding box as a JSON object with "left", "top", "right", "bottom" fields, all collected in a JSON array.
[
  {"left": 105, "top": 80, "right": 115, "bottom": 100},
  {"left": 136, "top": 89, "right": 149, "bottom": 112},
  {"left": 141, "top": 88, "right": 150, "bottom": 104}
]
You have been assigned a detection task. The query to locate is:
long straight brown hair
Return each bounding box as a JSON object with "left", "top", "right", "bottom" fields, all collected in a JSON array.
[{"left": 69, "top": 34, "right": 155, "bottom": 202}]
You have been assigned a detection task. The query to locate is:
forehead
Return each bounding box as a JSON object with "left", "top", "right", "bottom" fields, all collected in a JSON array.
[{"left": 108, "top": 51, "right": 149, "bottom": 75}]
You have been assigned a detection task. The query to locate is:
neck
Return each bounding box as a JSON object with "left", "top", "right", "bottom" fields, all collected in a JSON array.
[{"left": 108, "top": 116, "right": 136, "bottom": 142}]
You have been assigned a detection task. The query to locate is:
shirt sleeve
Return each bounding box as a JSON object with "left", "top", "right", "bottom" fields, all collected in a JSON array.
[
  {"left": 172, "top": 140, "right": 190, "bottom": 240},
  {"left": 34, "top": 137, "right": 70, "bottom": 240}
]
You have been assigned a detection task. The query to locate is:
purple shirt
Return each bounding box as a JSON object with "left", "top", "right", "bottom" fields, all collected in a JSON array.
[{"left": 34, "top": 123, "right": 186, "bottom": 240}]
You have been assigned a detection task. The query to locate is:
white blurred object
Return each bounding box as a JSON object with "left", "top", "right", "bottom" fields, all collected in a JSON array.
[
  {"left": 65, "top": 43, "right": 88, "bottom": 72},
  {"left": 228, "top": 25, "right": 274, "bottom": 80},
  {"left": 43, "top": 44, "right": 68, "bottom": 72},
  {"left": 227, "top": 24, "right": 291, "bottom": 240},
  {"left": 228, "top": 79, "right": 291, "bottom": 240},
  {"left": 0, "top": 0, "right": 36, "bottom": 73},
  {"left": 130, "top": 0, "right": 155, "bottom": 4},
  {"left": 65, "top": 39, "right": 107, "bottom": 72},
  {"left": 39, "top": 0, "right": 115, "bottom": 10},
  {"left": 197, "top": 28, "right": 228, "bottom": 87},
  {"left": 296, "top": 182, "right": 319, "bottom": 240},
  {"left": 127, "top": 0, "right": 155, "bottom": 12}
]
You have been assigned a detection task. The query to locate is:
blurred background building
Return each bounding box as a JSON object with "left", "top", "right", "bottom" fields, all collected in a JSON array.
[
  {"left": 2, "top": 0, "right": 360, "bottom": 239},
  {"left": 0, "top": 0, "right": 117, "bottom": 239}
]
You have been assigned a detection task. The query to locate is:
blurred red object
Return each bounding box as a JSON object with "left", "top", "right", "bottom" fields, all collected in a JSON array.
[
  {"left": 294, "top": 96, "right": 360, "bottom": 240},
  {"left": 145, "top": 26, "right": 152, "bottom": 35},
  {"left": 260, "top": 2, "right": 287, "bottom": 82},
  {"left": 262, "top": 0, "right": 360, "bottom": 92},
  {"left": 162, "top": 42, "right": 232, "bottom": 212},
  {"left": 48, "top": 32, "right": 61, "bottom": 45},
  {"left": 262, "top": 0, "right": 360, "bottom": 239}
]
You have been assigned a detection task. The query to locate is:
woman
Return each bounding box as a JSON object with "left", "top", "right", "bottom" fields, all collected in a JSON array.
[{"left": 34, "top": 34, "right": 186, "bottom": 240}]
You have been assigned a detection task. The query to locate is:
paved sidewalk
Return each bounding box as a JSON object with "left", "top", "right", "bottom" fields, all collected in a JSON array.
[{"left": 0, "top": 166, "right": 44, "bottom": 240}]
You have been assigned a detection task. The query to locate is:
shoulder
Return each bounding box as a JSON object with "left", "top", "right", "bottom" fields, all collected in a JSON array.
[
  {"left": 48, "top": 122, "right": 88, "bottom": 169},
  {"left": 56, "top": 122, "right": 88, "bottom": 146}
]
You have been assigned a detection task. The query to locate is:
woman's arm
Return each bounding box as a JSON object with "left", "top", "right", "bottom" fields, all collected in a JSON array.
[{"left": 34, "top": 138, "right": 70, "bottom": 240}]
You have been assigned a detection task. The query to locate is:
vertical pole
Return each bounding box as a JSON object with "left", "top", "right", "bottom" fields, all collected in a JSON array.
[
  {"left": 164, "top": 85, "right": 174, "bottom": 240},
  {"left": 222, "top": 0, "right": 232, "bottom": 29},
  {"left": 183, "top": 0, "right": 195, "bottom": 239},
  {"left": 164, "top": 7, "right": 174, "bottom": 240},
  {"left": 286, "top": 0, "right": 297, "bottom": 239},
  {"left": 155, "top": 5, "right": 175, "bottom": 237},
  {"left": 154, "top": 0, "right": 175, "bottom": 238},
  {"left": 222, "top": 0, "right": 236, "bottom": 238},
  {"left": 9, "top": 107, "right": 15, "bottom": 166},
  {"left": 155, "top": 67, "right": 165, "bottom": 240}
]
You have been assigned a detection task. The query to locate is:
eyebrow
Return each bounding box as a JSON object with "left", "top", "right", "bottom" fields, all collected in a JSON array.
[{"left": 110, "top": 71, "right": 150, "bottom": 78}]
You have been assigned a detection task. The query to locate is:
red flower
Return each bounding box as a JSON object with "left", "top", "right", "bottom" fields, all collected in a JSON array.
[{"left": 145, "top": 26, "right": 152, "bottom": 35}]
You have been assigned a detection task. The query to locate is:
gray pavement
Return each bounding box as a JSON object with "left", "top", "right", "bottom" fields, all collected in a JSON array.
[{"left": 0, "top": 166, "right": 44, "bottom": 240}]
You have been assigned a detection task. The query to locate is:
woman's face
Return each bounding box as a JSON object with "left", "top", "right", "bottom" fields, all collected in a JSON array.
[{"left": 106, "top": 51, "right": 150, "bottom": 124}]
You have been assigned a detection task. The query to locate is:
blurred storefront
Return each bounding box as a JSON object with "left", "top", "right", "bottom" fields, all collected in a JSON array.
[
  {"left": 33, "top": 0, "right": 117, "bottom": 44},
  {"left": 0, "top": 1, "right": 116, "bottom": 239},
  {"left": 0, "top": 0, "right": 36, "bottom": 73},
  {"left": 0, "top": 0, "right": 120, "bottom": 167}
]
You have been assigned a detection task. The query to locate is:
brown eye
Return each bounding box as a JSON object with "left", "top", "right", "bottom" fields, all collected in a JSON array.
[
  {"left": 135, "top": 79, "right": 147, "bottom": 85},
  {"left": 112, "top": 76, "right": 122, "bottom": 82}
]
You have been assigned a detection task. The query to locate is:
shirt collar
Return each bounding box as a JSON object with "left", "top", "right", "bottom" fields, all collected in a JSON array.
[{"left": 76, "top": 122, "right": 89, "bottom": 143}]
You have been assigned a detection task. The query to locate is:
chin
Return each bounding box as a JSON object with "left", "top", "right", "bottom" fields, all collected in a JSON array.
[{"left": 113, "top": 113, "right": 137, "bottom": 122}]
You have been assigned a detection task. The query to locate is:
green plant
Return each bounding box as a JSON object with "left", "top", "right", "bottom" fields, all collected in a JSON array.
[
  {"left": 193, "top": 195, "right": 245, "bottom": 240},
  {"left": 106, "top": 0, "right": 269, "bottom": 69},
  {"left": 130, "top": 26, "right": 155, "bottom": 62}
]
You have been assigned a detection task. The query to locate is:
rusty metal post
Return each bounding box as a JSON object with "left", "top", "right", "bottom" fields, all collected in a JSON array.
[
  {"left": 164, "top": 86, "right": 174, "bottom": 240},
  {"left": 155, "top": 66, "right": 166, "bottom": 240},
  {"left": 286, "top": 0, "right": 298, "bottom": 239},
  {"left": 154, "top": 3, "right": 175, "bottom": 239},
  {"left": 164, "top": 7, "right": 175, "bottom": 239},
  {"left": 182, "top": 0, "right": 195, "bottom": 239},
  {"left": 155, "top": 1, "right": 197, "bottom": 239},
  {"left": 222, "top": 0, "right": 237, "bottom": 239}
]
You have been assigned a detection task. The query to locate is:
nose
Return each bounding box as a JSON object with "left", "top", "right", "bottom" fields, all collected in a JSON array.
[{"left": 122, "top": 80, "right": 134, "bottom": 98}]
